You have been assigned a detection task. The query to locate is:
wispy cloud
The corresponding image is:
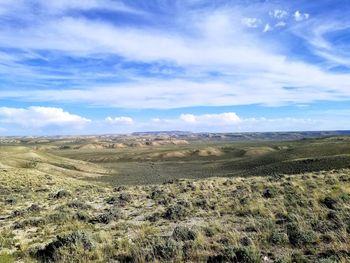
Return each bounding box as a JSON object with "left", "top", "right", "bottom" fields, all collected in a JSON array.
[{"left": 0, "top": 1, "right": 348, "bottom": 134}]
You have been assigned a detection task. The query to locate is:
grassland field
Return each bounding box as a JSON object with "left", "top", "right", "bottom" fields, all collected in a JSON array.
[{"left": 0, "top": 132, "right": 350, "bottom": 262}]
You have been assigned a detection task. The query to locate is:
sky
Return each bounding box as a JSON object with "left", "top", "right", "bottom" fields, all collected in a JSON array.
[{"left": 0, "top": 0, "right": 349, "bottom": 135}]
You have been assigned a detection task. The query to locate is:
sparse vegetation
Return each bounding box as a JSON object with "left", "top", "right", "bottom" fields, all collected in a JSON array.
[{"left": 1, "top": 135, "right": 350, "bottom": 262}]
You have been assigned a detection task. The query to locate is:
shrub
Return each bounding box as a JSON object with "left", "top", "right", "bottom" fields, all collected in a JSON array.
[
  {"left": 194, "top": 197, "right": 210, "bottom": 209},
  {"left": 113, "top": 185, "right": 127, "bottom": 192},
  {"left": 67, "top": 200, "right": 92, "bottom": 210},
  {"left": 150, "top": 188, "right": 163, "bottom": 199},
  {"left": 105, "top": 196, "right": 118, "bottom": 204},
  {"left": 291, "top": 252, "right": 309, "bottom": 263},
  {"left": 119, "top": 192, "right": 131, "bottom": 202},
  {"left": 27, "top": 204, "right": 41, "bottom": 212},
  {"left": 13, "top": 217, "right": 46, "bottom": 229},
  {"left": 146, "top": 210, "right": 163, "bottom": 222},
  {"left": 4, "top": 196, "right": 17, "bottom": 205},
  {"left": 338, "top": 192, "right": 350, "bottom": 202},
  {"left": 47, "top": 212, "right": 70, "bottom": 224},
  {"left": 321, "top": 197, "right": 338, "bottom": 210},
  {"left": 286, "top": 222, "right": 317, "bottom": 247},
  {"left": 240, "top": 236, "right": 253, "bottom": 247},
  {"left": 89, "top": 208, "right": 122, "bottom": 224},
  {"left": 262, "top": 188, "right": 276, "bottom": 198},
  {"left": 164, "top": 204, "right": 189, "bottom": 220},
  {"left": 269, "top": 230, "right": 288, "bottom": 245},
  {"left": 53, "top": 190, "right": 71, "bottom": 199},
  {"left": 33, "top": 231, "right": 94, "bottom": 262},
  {"left": 172, "top": 226, "right": 197, "bottom": 242},
  {"left": 150, "top": 188, "right": 173, "bottom": 205},
  {"left": 152, "top": 238, "right": 182, "bottom": 260},
  {"left": 326, "top": 211, "right": 344, "bottom": 230},
  {"left": 207, "top": 246, "right": 261, "bottom": 263},
  {"left": 203, "top": 226, "right": 219, "bottom": 237}
]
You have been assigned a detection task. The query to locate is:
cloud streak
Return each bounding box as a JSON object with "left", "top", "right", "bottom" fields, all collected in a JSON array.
[{"left": 0, "top": 5, "right": 348, "bottom": 110}]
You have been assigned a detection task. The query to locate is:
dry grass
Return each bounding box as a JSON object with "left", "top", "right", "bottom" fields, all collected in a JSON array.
[{"left": 1, "top": 163, "right": 350, "bottom": 262}]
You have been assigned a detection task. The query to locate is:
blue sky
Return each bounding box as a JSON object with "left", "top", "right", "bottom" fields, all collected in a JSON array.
[{"left": 0, "top": 0, "right": 349, "bottom": 135}]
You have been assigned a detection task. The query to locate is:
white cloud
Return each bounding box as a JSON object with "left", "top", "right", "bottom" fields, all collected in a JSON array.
[
  {"left": 179, "top": 114, "right": 197, "bottom": 124},
  {"left": 179, "top": 112, "right": 241, "bottom": 125},
  {"left": 0, "top": 4, "right": 348, "bottom": 111},
  {"left": 263, "top": 24, "right": 272, "bottom": 32},
  {"left": 105, "top": 116, "right": 134, "bottom": 125},
  {"left": 275, "top": 21, "right": 286, "bottom": 28},
  {"left": 151, "top": 118, "right": 161, "bottom": 123},
  {"left": 270, "top": 9, "right": 288, "bottom": 19},
  {"left": 294, "top": 11, "right": 309, "bottom": 22},
  {"left": 241, "top": 17, "right": 261, "bottom": 28},
  {"left": 0, "top": 0, "right": 143, "bottom": 16},
  {"left": 0, "top": 106, "right": 90, "bottom": 128},
  {"left": 135, "top": 114, "right": 341, "bottom": 133}
]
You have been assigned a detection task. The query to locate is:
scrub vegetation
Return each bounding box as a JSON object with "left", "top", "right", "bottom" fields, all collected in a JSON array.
[{"left": 1, "top": 132, "right": 350, "bottom": 262}]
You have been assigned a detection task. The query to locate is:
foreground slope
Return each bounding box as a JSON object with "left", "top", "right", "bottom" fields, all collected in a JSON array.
[{"left": 1, "top": 165, "right": 350, "bottom": 262}]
